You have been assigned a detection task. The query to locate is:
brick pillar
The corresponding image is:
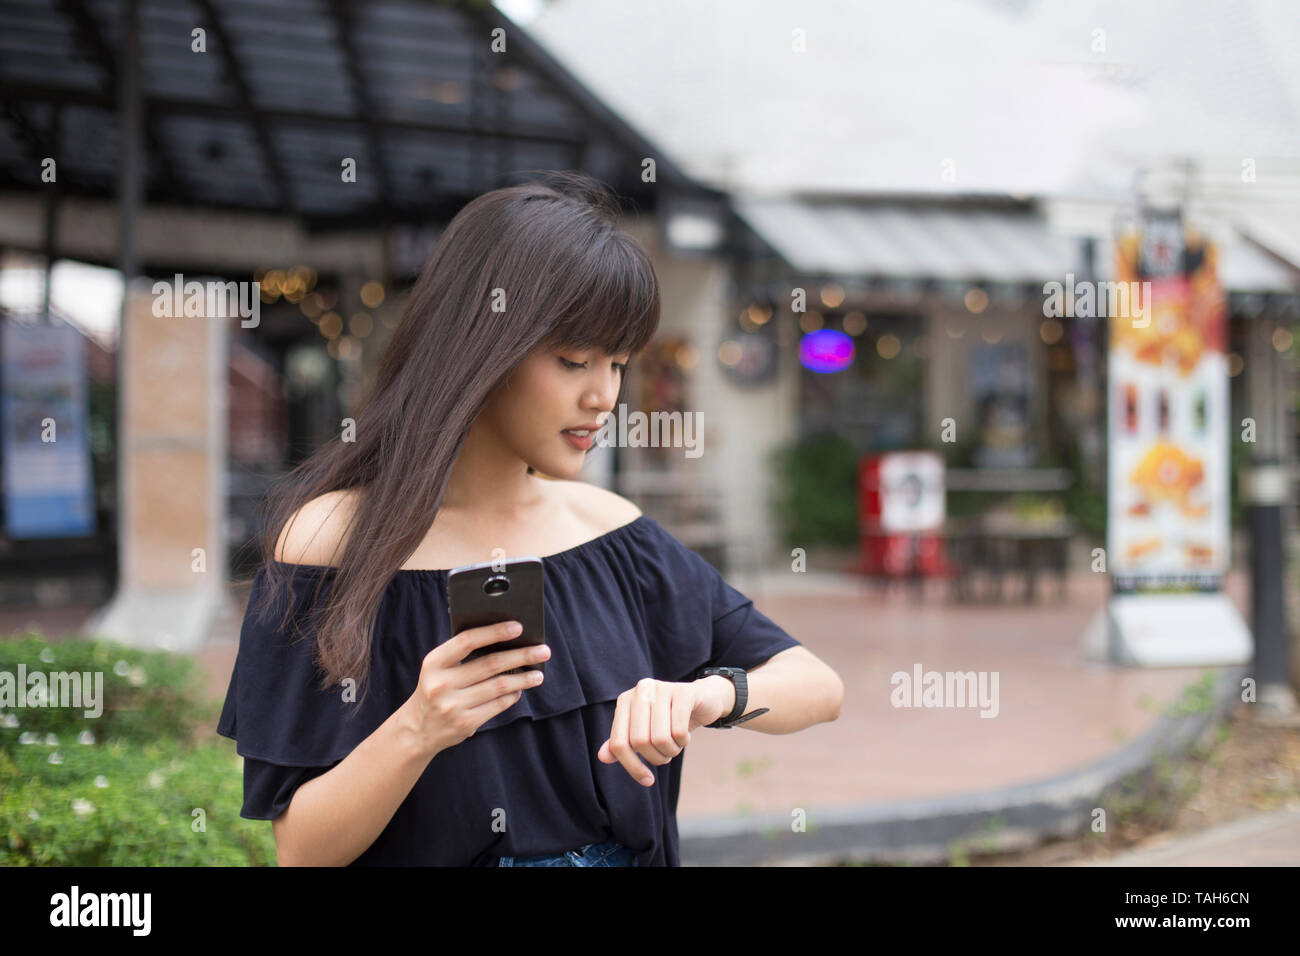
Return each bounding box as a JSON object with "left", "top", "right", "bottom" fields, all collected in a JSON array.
[{"left": 85, "top": 276, "right": 229, "bottom": 652}]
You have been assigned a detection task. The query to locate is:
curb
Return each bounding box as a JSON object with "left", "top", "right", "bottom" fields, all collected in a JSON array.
[{"left": 678, "top": 665, "right": 1247, "bottom": 866}]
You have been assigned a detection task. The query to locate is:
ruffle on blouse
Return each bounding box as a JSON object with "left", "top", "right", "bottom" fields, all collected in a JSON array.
[{"left": 216, "top": 515, "right": 800, "bottom": 775}]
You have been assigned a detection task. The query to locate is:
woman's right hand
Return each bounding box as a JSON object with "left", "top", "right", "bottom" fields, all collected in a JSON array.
[{"left": 405, "top": 621, "right": 551, "bottom": 758}]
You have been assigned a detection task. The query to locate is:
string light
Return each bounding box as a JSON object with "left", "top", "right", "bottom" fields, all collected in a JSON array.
[
  {"left": 318, "top": 311, "right": 342, "bottom": 338},
  {"left": 842, "top": 311, "right": 868, "bottom": 336},
  {"left": 349, "top": 312, "right": 374, "bottom": 338}
]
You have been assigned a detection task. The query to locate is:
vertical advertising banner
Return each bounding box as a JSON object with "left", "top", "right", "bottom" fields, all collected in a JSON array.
[
  {"left": 1, "top": 320, "right": 98, "bottom": 538},
  {"left": 1107, "top": 211, "right": 1229, "bottom": 590}
]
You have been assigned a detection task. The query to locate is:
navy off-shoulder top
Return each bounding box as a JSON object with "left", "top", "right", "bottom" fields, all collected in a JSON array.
[{"left": 216, "top": 514, "right": 802, "bottom": 867}]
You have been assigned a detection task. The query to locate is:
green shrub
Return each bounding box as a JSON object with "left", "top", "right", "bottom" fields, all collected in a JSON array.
[
  {"left": 770, "top": 432, "right": 860, "bottom": 548},
  {"left": 1, "top": 735, "right": 277, "bottom": 866},
  {"left": 0, "top": 632, "right": 276, "bottom": 866},
  {"left": 0, "top": 634, "right": 215, "bottom": 744}
]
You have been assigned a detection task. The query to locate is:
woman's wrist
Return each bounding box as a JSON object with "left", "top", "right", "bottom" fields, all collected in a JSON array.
[
  {"left": 394, "top": 695, "right": 440, "bottom": 763},
  {"left": 698, "top": 674, "right": 736, "bottom": 720}
]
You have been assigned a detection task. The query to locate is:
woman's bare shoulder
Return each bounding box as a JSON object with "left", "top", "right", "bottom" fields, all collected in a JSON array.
[
  {"left": 273, "top": 489, "right": 361, "bottom": 567},
  {"left": 554, "top": 478, "right": 643, "bottom": 533}
]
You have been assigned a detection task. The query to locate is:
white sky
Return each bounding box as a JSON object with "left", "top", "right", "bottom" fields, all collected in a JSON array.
[
  {"left": 522, "top": 0, "right": 1300, "bottom": 200},
  {"left": 0, "top": 251, "right": 122, "bottom": 348},
  {"left": 493, "top": 0, "right": 545, "bottom": 25}
]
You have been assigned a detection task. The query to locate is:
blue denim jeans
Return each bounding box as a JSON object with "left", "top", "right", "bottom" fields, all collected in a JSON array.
[{"left": 496, "top": 839, "right": 637, "bottom": 867}]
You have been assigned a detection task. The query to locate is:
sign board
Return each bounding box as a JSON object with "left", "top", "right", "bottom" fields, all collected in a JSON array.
[
  {"left": 1093, "top": 209, "right": 1249, "bottom": 667},
  {"left": 1107, "top": 211, "right": 1229, "bottom": 590},
  {"left": 2, "top": 320, "right": 97, "bottom": 538}
]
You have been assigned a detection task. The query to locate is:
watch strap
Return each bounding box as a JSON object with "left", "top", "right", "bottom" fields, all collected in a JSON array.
[
  {"left": 721, "top": 707, "right": 769, "bottom": 727},
  {"left": 698, "top": 666, "right": 768, "bottom": 729}
]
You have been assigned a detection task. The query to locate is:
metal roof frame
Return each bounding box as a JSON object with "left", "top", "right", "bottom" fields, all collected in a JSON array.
[{"left": 0, "top": 0, "right": 721, "bottom": 233}]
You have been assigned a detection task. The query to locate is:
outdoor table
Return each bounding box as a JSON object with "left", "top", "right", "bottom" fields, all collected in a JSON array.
[{"left": 945, "top": 514, "right": 1073, "bottom": 603}]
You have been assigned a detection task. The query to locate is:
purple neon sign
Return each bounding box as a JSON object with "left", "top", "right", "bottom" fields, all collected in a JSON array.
[{"left": 799, "top": 329, "right": 854, "bottom": 373}]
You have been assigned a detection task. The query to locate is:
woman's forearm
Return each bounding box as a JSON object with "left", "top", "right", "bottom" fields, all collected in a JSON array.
[
  {"left": 709, "top": 648, "right": 843, "bottom": 734},
  {"left": 272, "top": 698, "right": 433, "bottom": 866}
]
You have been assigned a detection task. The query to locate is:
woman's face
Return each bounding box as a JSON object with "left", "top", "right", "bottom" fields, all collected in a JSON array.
[{"left": 479, "top": 344, "right": 630, "bottom": 479}]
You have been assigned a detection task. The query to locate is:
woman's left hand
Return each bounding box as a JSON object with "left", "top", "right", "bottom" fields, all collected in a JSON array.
[{"left": 596, "top": 678, "right": 730, "bottom": 786}]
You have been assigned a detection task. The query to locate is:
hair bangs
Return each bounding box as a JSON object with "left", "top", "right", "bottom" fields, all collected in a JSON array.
[{"left": 544, "top": 234, "right": 660, "bottom": 358}]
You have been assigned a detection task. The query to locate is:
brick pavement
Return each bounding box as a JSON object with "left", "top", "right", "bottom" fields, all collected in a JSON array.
[{"left": 674, "top": 568, "right": 1245, "bottom": 822}]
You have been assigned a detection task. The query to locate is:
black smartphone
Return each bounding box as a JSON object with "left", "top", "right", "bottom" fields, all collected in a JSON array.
[{"left": 447, "top": 556, "right": 546, "bottom": 674}]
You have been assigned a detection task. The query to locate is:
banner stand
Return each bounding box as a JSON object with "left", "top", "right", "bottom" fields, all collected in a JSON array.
[
  {"left": 1081, "top": 593, "right": 1252, "bottom": 667},
  {"left": 1090, "top": 205, "right": 1252, "bottom": 669}
]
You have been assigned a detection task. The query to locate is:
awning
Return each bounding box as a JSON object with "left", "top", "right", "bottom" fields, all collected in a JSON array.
[
  {"left": 1232, "top": 211, "right": 1300, "bottom": 286},
  {"left": 732, "top": 196, "right": 1079, "bottom": 284}
]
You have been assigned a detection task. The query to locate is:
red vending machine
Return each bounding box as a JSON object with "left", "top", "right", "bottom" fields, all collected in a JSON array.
[{"left": 858, "top": 451, "right": 948, "bottom": 577}]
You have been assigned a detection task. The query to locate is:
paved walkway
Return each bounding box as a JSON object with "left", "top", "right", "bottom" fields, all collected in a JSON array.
[
  {"left": 1, "top": 564, "right": 1261, "bottom": 864},
  {"left": 675, "top": 567, "right": 1245, "bottom": 820},
  {"left": 1072, "top": 805, "right": 1300, "bottom": 866}
]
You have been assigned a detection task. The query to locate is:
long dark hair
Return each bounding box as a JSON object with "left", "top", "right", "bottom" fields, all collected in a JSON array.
[{"left": 249, "top": 171, "right": 661, "bottom": 703}]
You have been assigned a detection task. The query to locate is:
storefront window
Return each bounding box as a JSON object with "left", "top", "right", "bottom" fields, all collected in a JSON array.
[
  {"left": 971, "top": 341, "right": 1033, "bottom": 468},
  {"left": 799, "top": 312, "right": 924, "bottom": 453},
  {"left": 629, "top": 335, "right": 689, "bottom": 470}
]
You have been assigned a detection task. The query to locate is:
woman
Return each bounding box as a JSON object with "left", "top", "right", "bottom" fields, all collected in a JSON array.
[{"left": 217, "top": 171, "right": 844, "bottom": 867}]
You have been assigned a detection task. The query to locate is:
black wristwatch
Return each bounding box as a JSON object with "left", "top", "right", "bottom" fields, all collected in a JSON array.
[{"left": 696, "top": 666, "right": 769, "bottom": 729}]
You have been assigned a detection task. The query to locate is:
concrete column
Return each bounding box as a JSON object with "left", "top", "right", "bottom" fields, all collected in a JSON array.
[{"left": 84, "top": 278, "right": 229, "bottom": 651}]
